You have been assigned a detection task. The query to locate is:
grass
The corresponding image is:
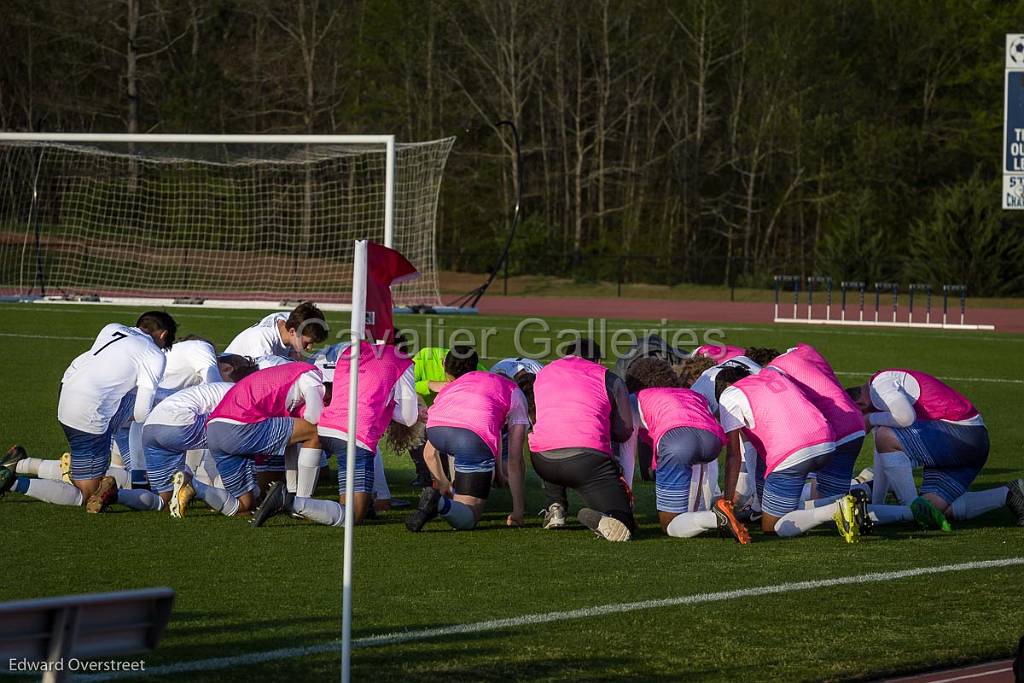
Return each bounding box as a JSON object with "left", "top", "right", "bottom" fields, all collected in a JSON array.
[
  {"left": 438, "top": 270, "right": 1024, "bottom": 308},
  {"left": 0, "top": 303, "right": 1022, "bottom": 681}
]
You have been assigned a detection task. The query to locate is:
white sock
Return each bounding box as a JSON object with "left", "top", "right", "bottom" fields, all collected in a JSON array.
[
  {"left": 292, "top": 496, "right": 344, "bottom": 526},
  {"left": 735, "top": 472, "right": 754, "bottom": 509},
  {"left": 105, "top": 467, "right": 130, "bottom": 488},
  {"left": 285, "top": 445, "right": 299, "bottom": 493},
  {"left": 618, "top": 447, "right": 636, "bottom": 490},
  {"left": 24, "top": 479, "right": 83, "bottom": 506},
  {"left": 774, "top": 503, "right": 838, "bottom": 538},
  {"left": 439, "top": 498, "right": 476, "bottom": 530},
  {"left": 950, "top": 487, "right": 1008, "bottom": 520},
  {"left": 117, "top": 488, "right": 164, "bottom": 511},
  {"left": 805, "top": 493, "right": 844, "bottom": 509},
  {"left": 37, "top": 459, "right": 64, "bottom": 480},
  {"left": 665, "top": 511, "right": 718, "bottom": 538},
  {"left": 871, "top": 450, "right": 889, "bottom": 504},
  {"left": 868, "top": 504, "right": 913, "bottom": 525},
  {"left": 798, "top": 482, "right": 813, "bottom": 506},
  {"left": 129, "top": 421, "right": 145, "bottom": 472},
  {"left": 185, "top": 449, "right": 205, "bottom": 474},
  {"left": 191, "top": 478, "right": 240, "bottom": 516},
  {"left": 372, "top": 452, "right": 390, "bottom": 500},
  {"left": 296, "top": 447, "right": 322, "bottom": 497},
  {"left": 878, "top": 451, "right": 917, "bottom": 504},
  {"left": 16, "top": 458, "right": 42, "bottom": 476},
  {"left": 196, "top": 450, "right": 217, "bottom": 486}
]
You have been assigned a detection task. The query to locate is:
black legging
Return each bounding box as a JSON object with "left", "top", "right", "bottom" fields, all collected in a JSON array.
[{"left": 531, "top": 450, "right": 636, "bottom": 532}]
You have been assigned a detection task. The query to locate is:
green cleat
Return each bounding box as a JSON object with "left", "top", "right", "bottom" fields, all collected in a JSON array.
[
  {"left": 833, "top": 494, "right": 861, "bottom": 543},
  {"left": 0, "top": 467, "right": 16, "bottom": 496},
  {"left": 911, "top": 497, "right": 952, "bottom": 532}
]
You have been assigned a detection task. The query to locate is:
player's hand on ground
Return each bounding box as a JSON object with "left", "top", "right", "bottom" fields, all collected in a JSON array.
[{"left": 506, "top": 512, "right": 524, "bottom": 527}]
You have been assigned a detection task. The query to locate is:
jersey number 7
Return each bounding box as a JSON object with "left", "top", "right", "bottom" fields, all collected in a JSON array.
[{"left": 93, "top": 331, "right": 128, "bottom": 356}]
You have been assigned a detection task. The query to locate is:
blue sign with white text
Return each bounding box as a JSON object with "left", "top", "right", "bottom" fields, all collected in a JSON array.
[{"left": 1006, "top": 71, "right": 1024, "bottom": 171}]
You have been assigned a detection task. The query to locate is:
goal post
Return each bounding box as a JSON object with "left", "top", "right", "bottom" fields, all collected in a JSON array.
[{"left": 0, "top": 133, "right": 454, "bottom": 310}]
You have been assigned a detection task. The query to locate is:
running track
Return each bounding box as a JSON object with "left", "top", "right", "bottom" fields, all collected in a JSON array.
[
  {"left": 882, "top": 659, "right": 1016, "bottom": 682},
  {"left": 474, "top": 296, "right": 1024, "bottom": 333}
]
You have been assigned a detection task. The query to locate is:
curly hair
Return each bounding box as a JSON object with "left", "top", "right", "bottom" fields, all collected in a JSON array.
[
  {"left": 379, "top": 396, "right": 427, "bottom": 453},
  {"left": 745, "top": 347, "right": 781, "bottom": 366},
  {"left": 674, "top": 356, "right": 715, "bottom": 387},
  {"left": 625, "top": 357, "right": 682, "bottom": 393}
]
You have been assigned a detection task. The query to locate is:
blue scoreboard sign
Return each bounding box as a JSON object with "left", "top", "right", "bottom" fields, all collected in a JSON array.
[{"left": 1004, "top": 34, "right": 1024, "bottom": 208}]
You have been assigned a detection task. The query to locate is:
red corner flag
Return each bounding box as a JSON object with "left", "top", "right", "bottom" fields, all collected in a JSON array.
[{"left": 364, "top": 241, "right": 419, "bottom": 343}]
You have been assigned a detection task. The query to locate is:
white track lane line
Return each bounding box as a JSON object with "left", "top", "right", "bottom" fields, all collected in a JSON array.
[{"left": 73, "top": 557, "right": 1024, "bottom": 681}]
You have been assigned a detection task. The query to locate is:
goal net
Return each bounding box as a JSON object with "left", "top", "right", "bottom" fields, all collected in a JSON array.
[{"left": 0, "top": 134, "right": 454, "bottom": 309}]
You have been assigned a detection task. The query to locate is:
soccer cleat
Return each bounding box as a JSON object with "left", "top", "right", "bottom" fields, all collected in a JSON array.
[
  {"left": 1005, "top": 478, "right": 1024, "bottom": 527},
  {"left": 540, "top": 502, "right": 567, "bottom": 529},
  {"left": 712, "top": 498, "right": 752, "bottom": 545},
  {"left": 405, "top": 487, "right": 441, "bottom": 532},
  {"left": 833, "top": 494, "right": 861, "bottom": 543},
  {"left": 0, "top": 467, "right": 16, "bottom": 497},
  {"left": 911, "top": 496, "right": 952, "bottom": 532},
  {"left": 250, "top": 481, "right": 288, "bottom": 527},
  {"left": 849, "top": 487, "right": 874, "bottom": 535},
  {"left": 85, "top": 475, "right": 118, "bottom": 513},
  {"left": 0, "top": 445, "right": 27, "bottom": 471},
  {"left": 59, "top": 453, "right": 72, "bottom": 484},
  {"left": 577, "top": 508, "right": 631, "bottom": 542},
  {"left": 169, "top": 471, "right": 195, "bottom": 519}
]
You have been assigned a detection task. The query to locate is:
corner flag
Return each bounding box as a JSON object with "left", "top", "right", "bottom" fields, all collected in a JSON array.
[{"left": 365, "top": 241, "right": 419, "bottom": 342}]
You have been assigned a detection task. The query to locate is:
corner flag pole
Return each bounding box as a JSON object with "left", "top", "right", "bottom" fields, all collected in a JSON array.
[{"left": 341, "top": 239, "right": 367, "bottom": 683}]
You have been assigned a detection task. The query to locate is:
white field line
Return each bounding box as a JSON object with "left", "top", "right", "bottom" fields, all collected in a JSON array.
[{"left": 70, "top": 557, "right": 1024, "bottom": 682}]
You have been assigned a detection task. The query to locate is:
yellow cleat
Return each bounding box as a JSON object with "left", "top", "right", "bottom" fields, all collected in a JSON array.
[
  {"left": 59, "top": 453, "right": 72, "bottom": 484},
  {"left": 85, "top": 475, "right": 118, "bottom": 513},
  {"left": 169, "top": 471, "right": 195, "bottom": 519},
  {"left": 833, "top": 494, "right": 861, "bottom": 544}
]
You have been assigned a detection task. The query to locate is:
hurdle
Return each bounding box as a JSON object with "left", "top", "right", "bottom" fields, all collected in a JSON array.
[{"left": 772, "top": 276, "right": 994, "bottom": 330}]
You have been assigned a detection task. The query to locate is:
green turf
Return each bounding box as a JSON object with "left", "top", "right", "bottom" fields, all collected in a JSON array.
[{"left": 0, "top": 303, "right": 1022, "bottom": 682}]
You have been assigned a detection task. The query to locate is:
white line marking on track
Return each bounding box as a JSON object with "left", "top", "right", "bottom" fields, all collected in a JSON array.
[
  {"left": 72, "top": 557, "right": 1024, "bottom": 681},
  {"left": 887, "top": 664, "right": 1015, "bottom": 683}
]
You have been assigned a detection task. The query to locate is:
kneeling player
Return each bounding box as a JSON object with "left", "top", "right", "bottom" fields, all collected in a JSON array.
[
  {"left": 848, "top": 369, "right": 1024, "bottom": 529},
  {"left": 715, "top": 366, "right": 840, "bottom": 539},
  {"left": 315, "top": 339, "right": 417, "bottom": 525},
  {"left": 1, "top": 312, "right": 176, "bottom": 513},
  {"left": 405, "top": 347, "right": 530, "bottom": 531},
  {"left": 625, "top": 358, "right": 748, "bottom": 543},
  {"left": 198, "top": 362, "right": 343, "bottom": 527},
  {"left": 529, "top": 338, "right": 636, "bottom": 541}
]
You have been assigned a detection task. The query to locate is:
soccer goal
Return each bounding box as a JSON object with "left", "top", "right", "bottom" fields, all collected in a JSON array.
[{"left": 0, "top": 133, "right": 454, "bottom": 311}]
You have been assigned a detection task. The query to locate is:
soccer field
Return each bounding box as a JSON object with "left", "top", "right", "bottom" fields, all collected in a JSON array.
[{"left": 1, "top": 303, "right": 1022, "bottom": 682}]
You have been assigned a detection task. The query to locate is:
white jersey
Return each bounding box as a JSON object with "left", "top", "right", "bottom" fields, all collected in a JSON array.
[
  {"left": 489, "top": 357, "right": 544, "bottom": 379},
  {"left": 146, "top": 382, "right": 233, "bottom": 428},
  {"left": 690, "top": 355, "right": 762, "bottom": 416},
  {"left": 58, "top": 324, "right": 167, "bottom": 434},
  {"left": 157, "top": 340, "right": 221, "bottom": 396},
  {"left": 868, "top": 370, "right": 984, "bottom": 428},
  {"left": 224, "top": 312, "right": 290, "bottom": 359},
  {"left": 255, "top": 354, "right": 292, "bottom": 370}
]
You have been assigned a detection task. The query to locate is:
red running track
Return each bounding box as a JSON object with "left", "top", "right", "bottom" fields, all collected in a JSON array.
[
  {"left": 880, "top": 659, "right": 1015, "bottom": 682},
  {"left": 475, "top": 296, "right": 1024, "bottom": 333}
]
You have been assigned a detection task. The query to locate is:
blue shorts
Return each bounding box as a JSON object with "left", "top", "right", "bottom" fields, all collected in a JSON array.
[
  {"left": 758, "top": 451, "right": 834, "bottom": 518},
  {"left": 143, "top": 419, "right": 208, "bottom": 494},
  {"left": 61, "top": 392, "right": 136, "bottom": 481},
  {"left": 426, "top": 426, "right": 495, "bottom": 474},
  {"left": 255, "top": 450, "right": 286, "bottom": 474},
  {"left": 320, "top": 436, "right": 375, "bottom": 494},
  {"left": 207, "top": 418, "right": 294, "bottom": 498},
  {"left": 814, "top": 436, "right": 865, "bottom": 498},
  {"left": 892, "top": 421, "right": 989, "bottom": 504},
  {"left": 653, "top": 427, "right": 723, "bottom": 514}
]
